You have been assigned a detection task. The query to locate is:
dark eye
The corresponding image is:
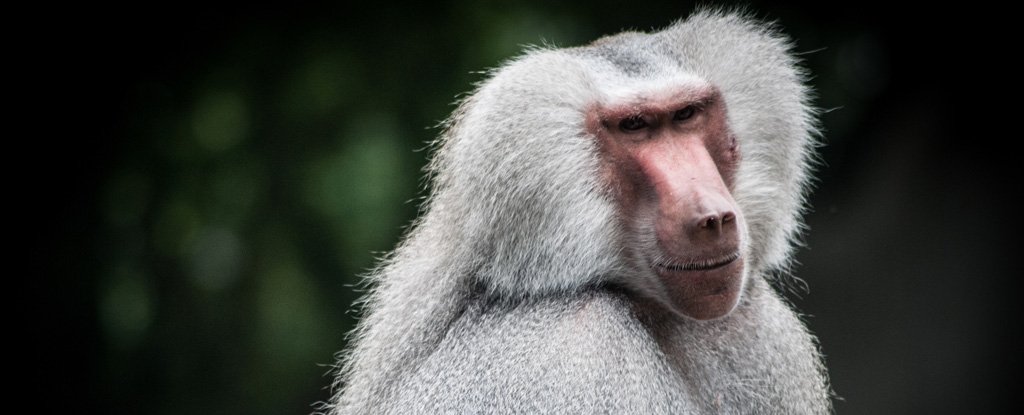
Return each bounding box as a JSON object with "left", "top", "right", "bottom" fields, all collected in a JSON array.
[
  {"left": 618, "top": 116, "right": 648, "bottom": 132},
  {"left": 673, "top": 106, "right": 697, "bottom": 122}
]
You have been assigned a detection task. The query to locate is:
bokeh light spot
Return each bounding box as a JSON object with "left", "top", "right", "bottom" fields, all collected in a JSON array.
[
  {"left": 282, "top": 50, "right": 358, "bottom": 120},
  {"left": 192, "top": 90, "right": 250, "bottom": 154},
  {"left": 189, "top": 226, "right": 244, "bottom": 292},
  {"left": 152, "top": 199, "right": 201, "bottom": 258},
  {"left": 303, "top": 113, "right": 408, "bottom": 256},
  {"left": 99, "top": 264, "right": 154, "bottom": 350}
]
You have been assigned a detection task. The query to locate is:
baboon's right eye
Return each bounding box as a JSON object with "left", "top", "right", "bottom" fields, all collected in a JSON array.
[{"left": 619, "top": 116, "right": 648, "bottom": 132}]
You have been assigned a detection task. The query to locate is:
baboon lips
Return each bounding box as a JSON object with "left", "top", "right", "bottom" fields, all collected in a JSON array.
[{"left": 657, "top": 251, "right": 740, "bottom": 272}]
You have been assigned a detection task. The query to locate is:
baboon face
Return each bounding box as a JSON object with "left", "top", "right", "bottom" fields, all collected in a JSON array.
[{"left": 588, "top": 85, "right": 745, "bottom": 320}]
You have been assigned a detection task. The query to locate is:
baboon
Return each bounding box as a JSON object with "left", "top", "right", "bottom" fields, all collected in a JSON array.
[{"left": 327, "top": 11, "right": 831, "bottom": 414}]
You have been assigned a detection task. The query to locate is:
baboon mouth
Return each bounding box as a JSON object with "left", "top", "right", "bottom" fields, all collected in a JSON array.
[{"left": 657, "top": 251, "right": 740, "bottom": 271}]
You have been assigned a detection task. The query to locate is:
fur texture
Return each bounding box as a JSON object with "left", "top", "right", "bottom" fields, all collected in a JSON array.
[{"left": 326, "top": 11, "right": 830, "bottom": 414}]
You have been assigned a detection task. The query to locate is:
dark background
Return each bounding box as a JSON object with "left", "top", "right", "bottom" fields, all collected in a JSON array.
[{"left": 29, "top": 1, "right": 1013, "bottom": 414}]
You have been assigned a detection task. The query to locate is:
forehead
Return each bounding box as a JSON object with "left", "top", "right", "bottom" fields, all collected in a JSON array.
[
  {"left": 579, "top": 33, "right": 710, "bottom": 104},
  {"left": 584, "top": 58, "right": 710, "bottom": 106}
]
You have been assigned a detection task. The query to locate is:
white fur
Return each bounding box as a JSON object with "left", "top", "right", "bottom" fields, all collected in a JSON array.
[{"left": 325, "top": 10, "right": 829, "bottom": 414}]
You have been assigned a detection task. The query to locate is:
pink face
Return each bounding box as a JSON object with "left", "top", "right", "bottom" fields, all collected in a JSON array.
[{"left": 587, "top": 86, "right": 745, "bottom": 320}]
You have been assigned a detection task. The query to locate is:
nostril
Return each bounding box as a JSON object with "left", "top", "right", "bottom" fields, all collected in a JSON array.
[
  {"left": 700, "top": 215, "right": 719, "bottom": 230},
  {"left": 695, "top": 211, "right": 736, "bottom": 233}
]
